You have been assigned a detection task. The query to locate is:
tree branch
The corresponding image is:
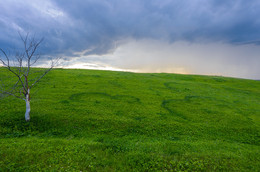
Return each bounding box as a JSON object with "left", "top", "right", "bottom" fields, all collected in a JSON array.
[
  {"left": 0, "top": 49, "right": 27, "bottom": 94},
  {"left": 1, "top": 32, "right": 59, "bottom": 101},
  {"left": 4, "top": 91, "right": 25, "bottom": 101},
  {"left": 30, "top": 66, "right": 53, "bottom": 89}
]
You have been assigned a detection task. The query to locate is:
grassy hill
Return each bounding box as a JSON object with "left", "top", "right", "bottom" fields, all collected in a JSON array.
[{"left": 0, "top": 68, "right": 260, "bottom": 171}]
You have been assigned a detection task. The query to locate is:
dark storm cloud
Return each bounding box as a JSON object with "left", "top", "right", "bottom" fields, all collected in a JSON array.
[
  {"left": 1, "top": 0, "right": 260, "bottom": 56},
  {"left": 56, "top": 0, "right": 260, "bottom": 43}
]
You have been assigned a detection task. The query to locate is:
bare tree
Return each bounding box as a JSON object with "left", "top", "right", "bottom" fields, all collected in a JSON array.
[{"left": 0, "top": 33, "right": 58, "bottom": 121}]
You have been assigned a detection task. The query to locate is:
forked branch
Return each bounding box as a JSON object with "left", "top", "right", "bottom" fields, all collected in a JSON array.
[{"left": 0, "top": 33, "right": 58, "bottom": 99}]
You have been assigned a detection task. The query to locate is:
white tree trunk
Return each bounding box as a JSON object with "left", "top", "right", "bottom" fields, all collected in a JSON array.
[{"left": 25, "top": 89, "right": 30, "bottom": 121}]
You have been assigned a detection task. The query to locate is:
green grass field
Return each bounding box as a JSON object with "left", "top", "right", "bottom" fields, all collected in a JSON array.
[{"left": 0, "top": 68, "right": 260, "bottom": 171}]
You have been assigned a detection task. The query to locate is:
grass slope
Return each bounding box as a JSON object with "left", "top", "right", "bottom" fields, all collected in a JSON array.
[{"left": 0, "top": 68, "right": 260, "bottom": 171}]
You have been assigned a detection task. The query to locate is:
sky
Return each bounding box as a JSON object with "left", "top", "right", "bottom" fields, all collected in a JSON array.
[{"left": 0, "top": 0, "right": 260, "bottom": 79}]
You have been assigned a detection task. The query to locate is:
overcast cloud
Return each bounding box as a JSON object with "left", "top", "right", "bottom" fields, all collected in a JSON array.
[{"left": 0, "top": 0, "right": 260, "bottom": 79}]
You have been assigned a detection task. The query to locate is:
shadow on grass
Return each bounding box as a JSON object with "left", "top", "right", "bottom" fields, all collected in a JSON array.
[
  {"left": 164, "top": 82, "right": 191, "bottom": 93},
  {"left": 69, "top": 92, "right": 140, "bottom": 104},
  {"left": 161, "top": 99, "right": 188, "bottom": 120},
  {"left": 0, "top": 114, "right": 72, "bottom": 138}
]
